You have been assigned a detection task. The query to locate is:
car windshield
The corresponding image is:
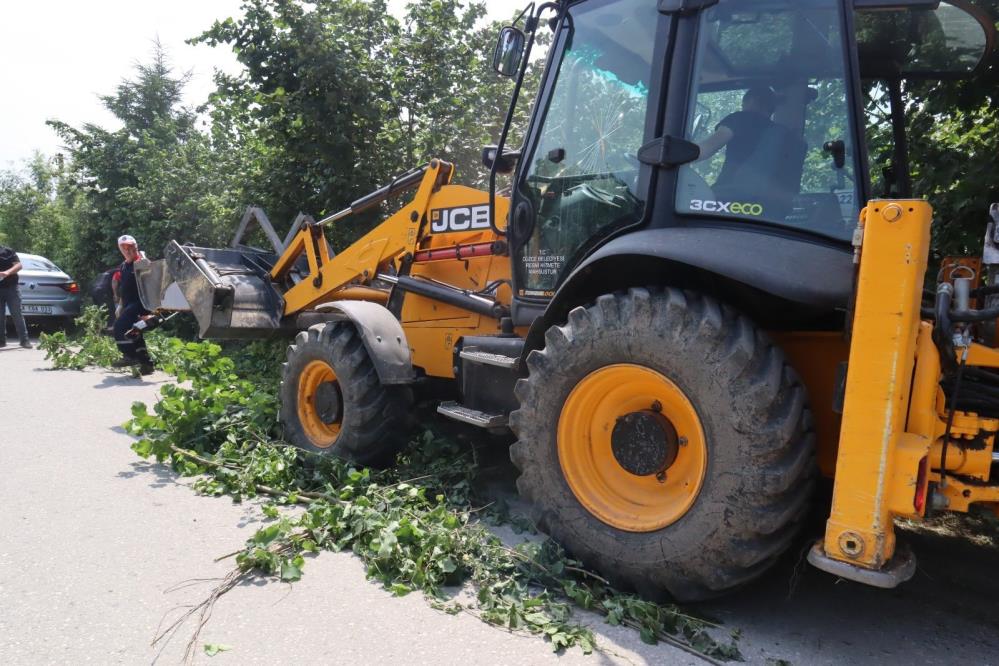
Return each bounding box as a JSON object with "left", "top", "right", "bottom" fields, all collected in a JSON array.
[{"left": 19, "top": 256, "right": 60, "bottom": 272}]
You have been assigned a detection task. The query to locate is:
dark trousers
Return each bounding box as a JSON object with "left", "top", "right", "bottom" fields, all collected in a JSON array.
[
  {"left": 113, "top": 302, "right": 152, "bottom": 364},
  {"left": 0, "top": 285, "right": 29, "bottom": 344}
]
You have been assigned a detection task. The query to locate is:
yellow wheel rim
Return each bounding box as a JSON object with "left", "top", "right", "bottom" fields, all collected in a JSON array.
[
  {"left": 297, "top": 360, "right": 342, "bottom": 448},
  {"left": 557, "top": 364, "right": 707, "bottom": 532}
]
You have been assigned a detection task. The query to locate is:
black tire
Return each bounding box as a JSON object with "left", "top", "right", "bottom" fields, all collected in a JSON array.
[
  {"left": 509, "top": 288, "right": 815, "bottom": 601},
  {"left": 280, "top": 322, "right": 412, "bottom": 467}
]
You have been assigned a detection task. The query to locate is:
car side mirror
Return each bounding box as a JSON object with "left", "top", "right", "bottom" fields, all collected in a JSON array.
[{"left": 493, "top": 26, "right": 526, "bottom": 77}]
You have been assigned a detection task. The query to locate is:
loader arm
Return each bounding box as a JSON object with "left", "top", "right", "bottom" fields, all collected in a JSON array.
[{"left": 272, "top": 160, "right": 454, "bottom": 315}]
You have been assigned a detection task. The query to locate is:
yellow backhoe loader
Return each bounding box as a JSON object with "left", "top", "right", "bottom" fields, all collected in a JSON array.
[{"left": 137, "top": 0, "right": 999, "bottom": 600}]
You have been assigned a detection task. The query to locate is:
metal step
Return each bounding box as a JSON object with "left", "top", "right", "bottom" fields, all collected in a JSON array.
[
  {"left": 436, "top": 401, "right": 508, "bottom": 428},
  {"left": 459, "top": 348, "right": 518, "bottom": 370}
]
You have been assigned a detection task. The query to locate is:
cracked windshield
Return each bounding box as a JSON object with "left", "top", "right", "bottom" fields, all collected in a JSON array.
[{"left": 516, "top": 0, "right": 658, "bottom": 296}]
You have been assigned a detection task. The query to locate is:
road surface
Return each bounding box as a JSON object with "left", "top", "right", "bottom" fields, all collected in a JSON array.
[{"left": 1, "top": 341, "right": 997, "bottom": 664}]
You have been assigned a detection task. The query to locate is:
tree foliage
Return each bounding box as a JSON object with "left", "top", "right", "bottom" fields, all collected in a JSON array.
[
  {"left": 46, "top": 44, "right": 237, "bottom": 284},
  {"left": 865, "top": 0, "right": 999, "bottom": 256}
]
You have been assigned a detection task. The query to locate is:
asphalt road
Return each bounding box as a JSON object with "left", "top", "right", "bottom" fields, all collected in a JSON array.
[{"left": 1, "top": 340, "right": 998, "bottom": 665}]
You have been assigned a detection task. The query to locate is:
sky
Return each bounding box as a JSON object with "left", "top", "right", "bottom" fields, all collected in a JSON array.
[{"left": 0, "top": 0, "right": 513, "bottom": 169}]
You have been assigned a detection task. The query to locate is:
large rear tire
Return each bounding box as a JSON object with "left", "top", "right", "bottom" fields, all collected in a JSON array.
[
  {"left": 509, "top": 288, "right": 815, "bottom": 601},
  {"left": 280, "top": 322, "right": 411, "bottom": 467}
]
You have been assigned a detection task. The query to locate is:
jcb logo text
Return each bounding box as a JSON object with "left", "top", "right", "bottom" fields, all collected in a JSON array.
[{"left": 431, "top": 205, "right": 491, "bottom": 233}]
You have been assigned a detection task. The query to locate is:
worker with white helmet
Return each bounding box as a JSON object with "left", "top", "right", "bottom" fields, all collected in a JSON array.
[{"left": 111, "top": 235, "right": 154, "bottom": 375}]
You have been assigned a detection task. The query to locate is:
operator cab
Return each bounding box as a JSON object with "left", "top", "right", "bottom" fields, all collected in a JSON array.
[{"left": 491, "top": 0, "right": 994, "bottom": 317}]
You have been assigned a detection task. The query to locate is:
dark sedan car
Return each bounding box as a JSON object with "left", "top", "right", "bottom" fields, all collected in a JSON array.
[{"left": 3, "top": 253, "right": 82, "bottom": 327}]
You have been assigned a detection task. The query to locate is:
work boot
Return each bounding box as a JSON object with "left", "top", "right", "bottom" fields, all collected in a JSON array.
[
  {"left": 112, "top": 357, "right": 139, "bottom": 368},
  {"left": 0, "top": 340, "right": 6, "bottom": 348},
  {"left": 20, "top": 340, "right": 32, "bottom": 349},
  {"left": 139, "top": 363, "right": 155, "bottom": 376}
]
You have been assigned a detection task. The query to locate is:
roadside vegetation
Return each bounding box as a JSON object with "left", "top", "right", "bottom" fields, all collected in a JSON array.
[{"left": 40, "top": 310, "right": 742, "bottom": 663}]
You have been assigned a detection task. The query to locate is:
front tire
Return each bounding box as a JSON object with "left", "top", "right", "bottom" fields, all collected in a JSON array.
[
  {"left": 280, "top": 322, "right": 411, "bottom": 467},
  {"left": 509, "top": 288, "right": 815, "bottom": 601}
]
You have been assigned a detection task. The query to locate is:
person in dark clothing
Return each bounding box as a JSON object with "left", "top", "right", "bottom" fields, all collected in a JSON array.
[
  {"left": 0, "top": 245, "right": 32, "bottom": 349},
  {"left": 111, "top": 235, "right": 154, "bottom": 375},
  {"left": 89, "top": 268, "right": 118, "bottom": 330},
  {"left": 696, "top": 86, "right": 779, "bottom": 192}
]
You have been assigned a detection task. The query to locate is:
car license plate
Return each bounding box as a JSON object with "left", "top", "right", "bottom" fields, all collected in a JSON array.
[{"left": 22, "top": 305, "right": 53, "bottom": 314}]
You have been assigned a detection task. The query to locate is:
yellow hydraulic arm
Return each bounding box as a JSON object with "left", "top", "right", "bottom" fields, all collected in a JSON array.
[{"left": 270, "top": 159, "right": 455, "bottom": 315}]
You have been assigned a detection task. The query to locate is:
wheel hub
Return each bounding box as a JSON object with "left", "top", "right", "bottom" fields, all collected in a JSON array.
[
  {"left": 611, "top": 410, "right": 679, "bottom": 477},
  {"left": 314, "top": 381, "right": 343, "bottom": 425}
]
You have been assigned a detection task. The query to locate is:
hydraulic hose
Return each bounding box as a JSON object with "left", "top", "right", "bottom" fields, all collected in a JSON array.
[
  {"left": 921, "top": 293, "right": 999, "bottom": 323},
  {"left": 947, "top": 307, "right": 999, "bottom": 323},
  {"left": 971, "top": 284, "right": 999, "bottom": 298},
  {"left": 938, "top": 348, "right": 969, "bottom": 489},
  {"left": 931, "top": 283, "right": 958, "bottom": 376}
]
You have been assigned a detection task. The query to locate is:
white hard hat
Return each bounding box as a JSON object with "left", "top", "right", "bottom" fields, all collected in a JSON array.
[{"left": 118, "top": 234, "right": 137, "bottom": 246}]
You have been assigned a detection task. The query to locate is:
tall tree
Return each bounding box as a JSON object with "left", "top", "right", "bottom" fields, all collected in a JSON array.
[
  {"left": 196, "top": 0, "right": 401, "bottom": 243},
  {"left": 0, "top": 153, "right": 78, "bottom": 271},
  {"left": 48, "top": 42, "right": 238, "bottom": 282}
]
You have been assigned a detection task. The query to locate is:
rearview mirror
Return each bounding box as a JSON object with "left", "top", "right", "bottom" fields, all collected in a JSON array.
[
  {"left": 482, "top": 145, "right": 522, "bottom": 173},
  {"left": 493, "top": 26, "right": 526, "bottom": 77}
]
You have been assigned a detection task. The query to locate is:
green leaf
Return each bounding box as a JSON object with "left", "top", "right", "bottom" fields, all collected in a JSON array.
[
  {"left": 390, "top": 583, "right": 411, "bottom": 596},
  {"left": 203, "top": 643, "right": 232, "bottom": 656},
  {"left": 253, "top": 524, "right": 282, "bottom": 546},
  {"left": 130, "top": 439, "right": 153, "bottom": 458},
  {"left": 524, "top": 612, "right": 551, "bottom": 626},
  {"left": 280, "top": 559, "right": 303, "bottom": 582}
]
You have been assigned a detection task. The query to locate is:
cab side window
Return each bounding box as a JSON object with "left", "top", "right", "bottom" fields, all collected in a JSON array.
[{"left": 676, "top": 0, "right": 860, "bottom": 242}]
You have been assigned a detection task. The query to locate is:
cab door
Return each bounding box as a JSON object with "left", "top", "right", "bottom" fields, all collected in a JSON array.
[{"left": 508, "top": 0, "right": 669, "bottom": 321}]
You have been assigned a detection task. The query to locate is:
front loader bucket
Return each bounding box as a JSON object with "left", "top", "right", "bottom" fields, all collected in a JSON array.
[
  {"left": 139, "top": 240, "right": 287, "bottom": 340},
  {"left": 135, "top": 256, "right": 191, "bottom": 313}
]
